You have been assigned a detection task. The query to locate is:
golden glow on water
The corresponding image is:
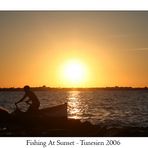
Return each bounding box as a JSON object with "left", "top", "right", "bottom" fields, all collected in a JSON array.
[
  {"left": 67, "top": 91, "right": 81, "bottom": 119},
  {"left": 67, "top": 90, "right": 111, "bottom": 122}
]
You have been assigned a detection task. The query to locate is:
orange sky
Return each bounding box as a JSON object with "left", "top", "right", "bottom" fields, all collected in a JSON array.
[{"left": 0, "top": 12, "right": 148, "bottom": 88}]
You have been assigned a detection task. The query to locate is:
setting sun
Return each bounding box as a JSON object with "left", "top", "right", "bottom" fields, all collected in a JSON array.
[
  {"left": 1, "top": 12, "right": 148, "bottom": 88},
  {"left": 59, "top": 59, "right": 88, "bottom": 87}
]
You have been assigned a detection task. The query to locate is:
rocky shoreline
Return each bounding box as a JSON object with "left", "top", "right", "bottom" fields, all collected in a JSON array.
[{"left": 0, "top": 119, "right": 148, "bottom": 137}]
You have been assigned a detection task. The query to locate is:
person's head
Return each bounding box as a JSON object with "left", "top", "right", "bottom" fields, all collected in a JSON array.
[{"left": 24, "top": 85, "right": 30, "bottom": 92}]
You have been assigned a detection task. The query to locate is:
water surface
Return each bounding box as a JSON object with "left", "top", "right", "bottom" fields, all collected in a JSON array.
[{"left": 0, "top": 90, "right": 148, "bottom": 127}]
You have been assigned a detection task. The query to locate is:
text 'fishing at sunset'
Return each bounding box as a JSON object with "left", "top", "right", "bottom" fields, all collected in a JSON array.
[{"left": 59, "top": 59, "right": 89, "bottom": 87}]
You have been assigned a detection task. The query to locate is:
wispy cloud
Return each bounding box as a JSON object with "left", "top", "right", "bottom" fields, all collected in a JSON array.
[
  {"left": 133, "top": 48, "right": 148, "bottom": 51},
  {"left": 110, "top": 34, "right": 130, "bottom": 38}
]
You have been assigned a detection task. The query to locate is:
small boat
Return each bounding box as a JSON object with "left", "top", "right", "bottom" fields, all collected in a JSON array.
[
  {"left": 39, "top": 103, "right": 67, "bottom": 118},
  {"left": 0, "top": 103, "right": 68, "bottom": 128},
  {"left": 0, "top": 103, "right": 99, "bottom": 136}
]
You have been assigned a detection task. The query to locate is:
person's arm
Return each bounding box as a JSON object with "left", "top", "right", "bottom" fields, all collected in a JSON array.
[
  {"left": 25, "top": 98, "right": 32, "bottom": 105},
  {"left": 15, "top": 94, "right": 27, "bottom": 104}
]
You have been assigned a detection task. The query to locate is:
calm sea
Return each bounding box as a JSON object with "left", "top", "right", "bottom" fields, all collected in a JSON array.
[{"left": 0, "top": 90, "right": 148, "bottom": 128}]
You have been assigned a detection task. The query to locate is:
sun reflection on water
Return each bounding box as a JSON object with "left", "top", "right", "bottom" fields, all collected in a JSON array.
[
  {"left": 67, "top": 91, "right": 82, "bottom": 119},
  {"left": 67, "top": 90, "right": 111, "bottom": 124}
]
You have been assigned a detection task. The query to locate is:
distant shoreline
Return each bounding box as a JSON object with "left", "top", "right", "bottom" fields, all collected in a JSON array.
[{"left": 0, "top": 86, "right": 148, "bottom": 91}]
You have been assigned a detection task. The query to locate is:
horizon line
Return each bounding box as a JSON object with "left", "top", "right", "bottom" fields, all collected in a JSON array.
[{"left": 0, "top": 86, "right": 148, "bottom": 89}]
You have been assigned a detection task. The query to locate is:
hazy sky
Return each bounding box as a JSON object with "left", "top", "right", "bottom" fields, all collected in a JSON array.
[{"left": 0, "top": 11, "right": 148, "bottom": 87}]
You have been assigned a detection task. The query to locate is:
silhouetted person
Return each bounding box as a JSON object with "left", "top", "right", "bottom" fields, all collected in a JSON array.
[{"left": 15, "top": 85, "right": 40, "bottom": 113}]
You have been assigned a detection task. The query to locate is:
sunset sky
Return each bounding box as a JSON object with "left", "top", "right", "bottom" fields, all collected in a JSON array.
[{"left": 0, "top": 11, "right": 148, "bottom": 88}]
